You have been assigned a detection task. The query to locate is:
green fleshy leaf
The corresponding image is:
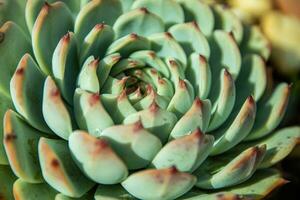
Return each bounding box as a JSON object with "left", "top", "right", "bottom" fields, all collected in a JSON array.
[
  {"left": 32, "top": 2, "right": 74, "bottom": 75},
  {"left": 113, "top": 8, "right": 164, "bottom": 38},
  {"left": 3, "top": 110, "right": 43, "bottom": 183},
  {"left": 245, "top": 83, "right": 290, "bottom": 141},
  {"left": 132, "top": 0, "right": 184, "bottom": 28},
  {"left": 110, "top": 58, "right": 145, "bottom": 76},
  {"left": 195, "top": 145, "right": 266, "bottom": 189},
  {"left": 10, "top": 54, "right": 51, "bottom": 133},
  {"left": 13, "top": 179, "right": 57, "bottom": 200},
  {"left": 240, "top": 25, "right": 271, "bottom": 61},
  {"left": 124, "top": 102, "right": 178, "bottom": 143},
  {"left": 0, "top": 0, "right": 27, "bottom": 32},
  {"left": 101, "top": 91, "right": 137, "bottom": 124},
  {"left": 74, "top": 89, "right": 114, "bottom": 137},
  {"left": 101, "top": 121, "right": 162, "bottom": 170},
  {"left": 69, "top": 130, "right": 128, "bottom": 184},
  {"left": 178, "top": 0, "right": 214, "bottom": 36},
  {"left": 0, "top": 22, "right": 31, "bottom": 97},
  {"left": 152, "top": 129, "right": 214, "bottom": 172},
  {"left": 0, "top": 165, "right": 17, "bottom": 200},
  {"left": 208, "top": 69, "right": 236, "bottom": 131},
  {"left": 149, "top": 32, "right": 187, "bottom": 67},
  {"left": 186, "top": 53, "right": 211, "bottom": 99},
  {"left": 0, "top": 93, "right": 12, "bottom": 164},
  {"left": 94, "top": 185, "right": 135, "bottom": 200},
  {"left": 169, "top": 22, "right": 210, "bottom": 58},
  {"left": 74, "top": 0, "right": 122, "bottom": 43},
  {"left": 77, "top": 56, "right": 101, "bottom": 93},
  {"left": 170, "top": 98, "right": 211, "bottom": 139},
  {"left": 42, "top": 76, "right": 75, "bottom": 140},
  {"left": 209, "top": 96, "right": 256, "bottom": 156},
  {"left": 130, "top": 50, "right": 170, "bottom": 78},
  {"left": 212, "top": 5, "right": 243, "bottom": 44},
  {"left": 38, "top": 138, "right": 95, "bottom": 198},
  {"left": 79, "top": 23, "right": 114, "bottom": 64},
  {"left": 52, "top": 32, "right": 79, "bottom": 105},
  {"left": 122, "top": 167, "right": 196, "bottom": 200},
  {"left": 106, "top": 33, "right": 151, "bottom": 57}
]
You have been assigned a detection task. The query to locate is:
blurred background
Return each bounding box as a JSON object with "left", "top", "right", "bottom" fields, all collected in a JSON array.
[{"left": 215, "top": 0, "right": 300, "bottom": 199}]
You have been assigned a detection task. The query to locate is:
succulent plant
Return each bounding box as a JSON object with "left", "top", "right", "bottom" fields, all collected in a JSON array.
[{"left": 0, "top": 0, "right": 300, "bottom": 199}]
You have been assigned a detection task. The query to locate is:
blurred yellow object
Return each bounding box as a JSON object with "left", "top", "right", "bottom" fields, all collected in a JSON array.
[
  {"left": 228, "top": 0, "right": 273, "bottom": 22},
  {"left": 261, "top": 11, "right": 300, "bottom": 75}
]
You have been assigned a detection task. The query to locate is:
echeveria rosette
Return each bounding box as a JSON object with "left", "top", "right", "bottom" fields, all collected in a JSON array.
[{"left": 0, "top": 0, "right": 299, "bottom": 200}]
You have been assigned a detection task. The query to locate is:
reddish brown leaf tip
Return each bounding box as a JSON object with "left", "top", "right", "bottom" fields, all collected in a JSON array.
[
  {"left": 193, "top": 97, "right": 203, "bottom": 107},
  {"left": 89, "top": 93, "right": 100, "bottom": 106},
  {"left": 178, "top": 79, "right": 186, "bottom": 89},
  {"left": 165, "top": 32, "right": 173, "bottom": 39},
  {"left": 51, "top": 159, "right": 60, "bottom": 168},
  {"left": 247, "top": 95, "right": 255, "bottom": 105},
  {"left": 149, "top": 101, "right": 159, "bottom": 113},
  {"left": 50, "top": 88, "right": 60, "bottom": 97},
  {"left": 16, "top": 68, "right": 24, "bottom": 75},
  {"left": 95, "top": 23, "right": 105, "bottom": 30},
  {"left": 148, "top": 51, "right": 156, "bottom": 58},
  {"left": 199, "top": 54, "right": 207, "bottom": 63},
  {"left": 130, "top": 33, "right": 138, "bottom": 39},
  {"left": 191, "top": 21, "right": 200, "bottom": 30},
  {"left": 169, "top": 166, "right": 178, "bottom": 174},
  {"left": 140, "top": 7, "right": 149, "bottom": 14},
  {"left": 43, "top": 2, "right": 51, "bottom": 11},
  {"left": 4, "top": 133, "right": 17, "bottom": 142},
  {"left": 89, "top": 58, "right": 100, "bottom": 67},
  {"left": 118, "top": 89, "right": 127, "bottom": 101},
  {"left": 94, "top": 139, "right": 108, "bottom": 149},
  {"left": 192, "top": 128, "right": 204, "bottom": 139},
  {"left": 133, "top": 120, "right": 144, "bottom": 132}
]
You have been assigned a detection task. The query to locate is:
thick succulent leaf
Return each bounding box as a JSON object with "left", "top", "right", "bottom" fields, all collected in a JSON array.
[
  {"left": 101, "top": 121, "right": 162, "bottom": 170},
  {"left": 32, "top": 2, "right": 74, "bottom": 75},
  {"left": 74, "top": 89, "right": 114, "bottom": 137},
  {"left": 0, "top": 22, "right": 31, "bottom": 97},
  {"left": 149, "top": 32, "right": 187, "bottom": 67},
  {"left": 52, "top": 32, "right": 79, "bottom": 105},
  {"left": 152, "top": 128, "right": 214, "bottom": 172},
  {"left": 209, "top": 30, "right": 241, "bottom": 79},
  {"left": 69, "top": 130, "right": 128, "bottom": 184},
  {"left": 101, "top": 91, "right": 137, "bottom": 124},
  {"left": 234, "top": 126, "right": 300, "bottom": 169},
  {"left": 235, "top": 54, "right": 267, "bottom": 104},
  {"left": 79, "top": 23, "right": 114, "bottom": 64},
  {"left": 25, "top": 0, "right": 80, "bottom": 33},
  {"left": 97, "top": 53, "right": 122, "bottom": 87},
  {"left": 94, "top": 185, "right": 135, "bottom": 200},
  {"left": 13, "top": 179, "right": 57, "bottom": 200},
  {"left": 77, "top": 56, "right": 101, "bottom": 93},
  {"left": 169, "top": 22, "right": 210, "bottom": 58},
  {"left": 43, "top": 76, "right": 75, "bottom": 140},
  {"left": 212, "top": 5, "right": 243, "bottom": 44},
  {"left": 170, "top": 98, "right": 211, "bottom": 139},
  {"left": 227, "top": 169, "right": 287, "bottom": 199},
  {"left": 186, "top": 53, "right": 211, "bottom": 99},
  {"left": 178, "top": 0, "right": 214, "bottom": 36},
  {"left": 133, "top": 85, "right": 169, "bottom": 110},
  {"left": 101, "top": 76, "right": 130, "bottom": 95},
  {"left": 38, "top": 138, "right": 95, "bottom": 198},
  {"left": 0, "top": 0, "right": 27, "bottom": 32},
  {"left": 124, "top": 102, "right": 178, "bottom": 143},
  {"left": 208, "top": 69, "right": 236, "bottom": 131},
  {"left": 55, "top": 191, "right": 94, "bottom": 200},
  {"left": 209, "top": 96, "right": 256, "bottom": 156},
  {"left": 113, "top": 8, "right": 164, "bottom": 38},
  {"left": 165, "top": 58, "right": 185, "bottom": 88},
  {"left": 132, "top": 0, "right": 184, "bottom": 28},
  {"left": 106, "top": 33, "right": 151, "bottom": 57},
  {"left": 0, "top": 94, "right": 12, "bottom": 164},
  {"left": 110, "top": 58, "right": 146, "bottom": 76},
  {"left": 122, "top": 167, "right": 197, "bottom": 200},
  {"left": 156, "top": 77, "right": 175, "bottom": 100},
  {"left": 0, "top": 165, "right": 17, "bottom": 200},
  {"left": 195, "top": 145, "right": 266, "bottom": 189},
  {"left": 10, "top": 54, "right": 51, "bottom": 133},
  {"left": 245, "top": 83, "right": 290, "bottom": 141},
  {"left": 3, "top": 110, "right": 43, "bottom": 183},
  {"left": 74, "top": 0, "right": 122, "bottom": 43},
  {"left": 181, "top": 169, "right": 286, "bottom": 200},
  {"left": 240, "top": 25, "right": 271, "bottom": 60},
  {"left": 167, "top": 80, "right": 195, "bottom": 118},
  {"left": 130, "top": 50, "right": 170, "bottom": 78}
]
